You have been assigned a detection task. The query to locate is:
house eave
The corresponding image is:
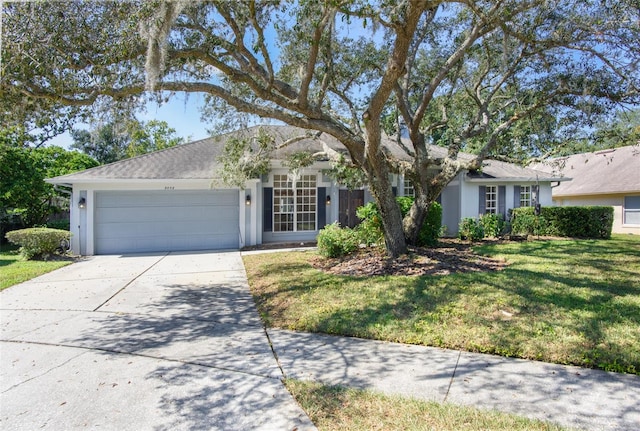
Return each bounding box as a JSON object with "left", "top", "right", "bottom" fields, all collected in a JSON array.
[
  {"left": 553, "top": 189, "right": 640, "bottom": 198},
  {"left": 465, "top": 176, "right": 569, "bottom": 183}
]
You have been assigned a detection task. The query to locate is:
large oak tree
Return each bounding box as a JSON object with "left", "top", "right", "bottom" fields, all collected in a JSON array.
[{"left": 2, "top": 0, "right": 638, "bottom": 256}]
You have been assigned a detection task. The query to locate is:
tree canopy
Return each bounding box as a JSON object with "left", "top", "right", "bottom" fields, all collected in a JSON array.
[
  {"left": 2, "top": 0, "right": 638, "bottom": 256},
  {"left": 1, "top": 129, "right": 99, "bottom": 229},
  {"left": 70, "top": 119, "right": 185, "bottom": 164}
]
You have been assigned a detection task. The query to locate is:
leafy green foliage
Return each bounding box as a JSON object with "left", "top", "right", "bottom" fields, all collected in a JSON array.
[
  {"left": 317, "top": 222, "right": 360, "bottom": 258},
  {"left": 322, "top": 154, "right": 368, "bottom": 191},
  {"left": 357, "top": 197, "right": 442, "bottom": 247},
  {"left": 479, "top": 214, "right": 506, "bottom": 238},
  {"left": 126, "top": 120, "right": 185, "bottom": 158},
  {"left": 355, "top": 203, "right": 385, "bottom": 246},
  {"left": 1, "top": 139, "right": 49, "bottom": 227},
  {"left": 71, "top": 120, "right": 184, "bottom": 164},
  {"left": 282, "top": 151, "right": 316, "bottom": 175},
  {"left": 511, "top": 206, "right": 613, "bottom": 239},
  {"left": 5, "top": 227, "right": 71, "bottom": 260},
  {"left": 216, "top": 130, "right": 273, "bottom": 188},
  {"left": 1, "top": 130, "right": 98, "bottom": 233},
  {"left": 458, "top": 218, "right": 485, "bottom": 241}
]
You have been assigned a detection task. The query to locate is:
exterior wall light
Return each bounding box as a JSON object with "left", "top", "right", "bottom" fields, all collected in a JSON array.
[
  {"left": 245, "top": 195, "right": 251, "bottom": 206},
  {"left": 78, "top": 197, "right": 86, "bottom": 209},
  {"left": 326, "top": 195, "right": 331, "bottom": 206}
]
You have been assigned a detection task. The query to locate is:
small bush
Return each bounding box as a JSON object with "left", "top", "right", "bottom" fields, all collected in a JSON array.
[
  {"left": 458, "top": 218, "right": 484, "bottom": 241},
  {"left": 5, "top": 227, "right": 71, "bottom": 260},
  {"left": 317, "top": 222, "right": 359, "bottom": 258},
  {"left": 479, "top": 213, "right": 505, "bottom": 238}
]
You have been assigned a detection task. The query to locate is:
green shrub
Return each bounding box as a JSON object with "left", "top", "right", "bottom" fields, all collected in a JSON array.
[
  {"left": 356, "top": 197, "right": 442, "bottom": 247},
  {"left": 458, "top": 217, "right": 484, "bottom": 241},
  {"left": 418, "top": 201, "right": 443, "bottom": 246},
  {"left": 479, "top": 213, "right": 505, "bottom": 238},
  {"left": 317, "top": 222, "right": 360, "bottom": 258},
  {"left": 5, "top": 227, "right": 71, "bottom": 260},
  {"left": 511, "top": 206, "right": 613, "bottom": 239},
  {"left": 355, "top": 202, "right": 384, "bottom": 246}
]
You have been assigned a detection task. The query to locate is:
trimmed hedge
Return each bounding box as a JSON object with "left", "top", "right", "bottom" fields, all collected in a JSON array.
[
  {"left": 5, "top": 227, "right": 71, "bottom": 260},
  {"left": 511, "top": 206, "right": 613, "bottom": 239}
]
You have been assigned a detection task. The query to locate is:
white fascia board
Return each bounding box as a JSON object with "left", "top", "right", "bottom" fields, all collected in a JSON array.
[{"left": 59, "top": 178, "right": 239, "bottom": 191}]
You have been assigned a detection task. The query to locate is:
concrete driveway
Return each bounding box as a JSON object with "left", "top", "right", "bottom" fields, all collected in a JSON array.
[{"left": 0, "top": 251, "right": 315, "bottom": 430}]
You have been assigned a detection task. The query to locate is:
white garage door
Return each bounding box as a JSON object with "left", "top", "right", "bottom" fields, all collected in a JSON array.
[{"left": 94, "top": 190, "right": 239, "bottom": 254}]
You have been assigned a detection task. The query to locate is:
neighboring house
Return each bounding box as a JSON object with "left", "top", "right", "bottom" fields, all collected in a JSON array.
[
  {"left": 536, "top": 145, "right": 640, "bottom": 235},
  {"left": 47, "top": 125, "right": 565, "bottom": 255}
]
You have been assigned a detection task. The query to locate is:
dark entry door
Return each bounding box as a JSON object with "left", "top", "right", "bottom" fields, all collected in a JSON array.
[{"left": 338, "top": 190, "right": 365, "bottom": 228}]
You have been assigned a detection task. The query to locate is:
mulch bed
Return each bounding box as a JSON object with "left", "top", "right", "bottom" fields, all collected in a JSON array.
[{"left": 310, "top": 238, "right": 508, "bottom": 276}]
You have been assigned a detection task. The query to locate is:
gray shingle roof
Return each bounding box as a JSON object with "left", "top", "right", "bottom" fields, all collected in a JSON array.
[
  {"left": 535, "top": 145, "right": 640, "bottom": 196},
  {"left": 48, "top": 125, "right": 562, "bottom": 183}
]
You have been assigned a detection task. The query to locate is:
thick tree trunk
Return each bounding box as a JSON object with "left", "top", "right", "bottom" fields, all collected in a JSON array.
[
  {"left": 367, "top": 171, "right": 407, "bottom": 257},
  {"left": 404, "top": 193, "right": 429, "bottom": 245}
]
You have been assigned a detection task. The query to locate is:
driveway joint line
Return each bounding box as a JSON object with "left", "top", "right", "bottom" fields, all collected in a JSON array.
[
  {"left": 92, "top": 252, "right": 170, "bottom": 312},
  {"left": 443, "top": 350, "right": 462, "bottom": 403},
  {"left": 1, "top": 348, "right": 90, "bottom": 394},
  {"left": 264, "top": 328, "right": 287, "bottom": 379},
  {"left": 0, "top": 339, "right": 282, "bottom": 381}
]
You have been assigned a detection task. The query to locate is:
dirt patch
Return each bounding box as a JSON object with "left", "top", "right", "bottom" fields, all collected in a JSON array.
[{"left": 310, "top": 239, "right": 508, "bottom": 276}]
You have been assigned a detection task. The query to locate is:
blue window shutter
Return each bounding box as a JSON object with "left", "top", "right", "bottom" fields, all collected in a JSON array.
[
  {"left": 478, "top": 186, "right": 486, "bottom": 214},
  {"left": 498, "top": 185, "right": 506, "bottom": 217},
  {"left": 514, "top": 185, "right": 521, "bottom": 208},
  {"left": 392, "top": 186, "right": 397, "bottom": 197},
  {"left": 317, "top": 187, "right": 327, "bottom": 229},
  {"left": 263, "top": 187, "right": 273, "bottom": 232}
]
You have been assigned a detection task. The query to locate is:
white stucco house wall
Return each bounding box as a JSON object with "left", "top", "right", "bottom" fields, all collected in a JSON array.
[
  {"left": 535, "top": 145, "right": 640, "bottom": 235},
  {"left": 47, "top": 125, "right": 565, "bottom": 255}
]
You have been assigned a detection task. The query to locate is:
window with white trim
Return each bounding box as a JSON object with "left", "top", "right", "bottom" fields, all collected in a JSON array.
[
  {"left": 624, "top": 196, "right": 640, "bottom": 225},
  {"left": 273, "top": 174, "right": 317, "bottom": 232},
  {"left": 403, "top": 178, "right": 415, "bottom": 197},
  {"left": 520, "top": 186, "right": 532, "bottom": 207},
  {"left": 485, "top": 185, "right": 497, "bottom": 214}
]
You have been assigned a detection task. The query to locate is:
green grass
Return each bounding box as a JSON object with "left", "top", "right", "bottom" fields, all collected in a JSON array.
[
  {"left": 0, "top": 245, "right": 72, "bottom": 290},
  {"left": 244, "top": 234, "right": 640, "bottom": 374},
  {"left": 286, "top": 380, "right": 569, "bottom": 431}
]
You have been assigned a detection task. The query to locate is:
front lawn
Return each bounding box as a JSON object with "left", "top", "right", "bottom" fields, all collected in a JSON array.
[
  {"left": 286, "top": 380, "right": 569, "bottom": 431},
  {"left": 243, "top": 234, "right": 640, "bottom": 374},
  {"left": 0, "top": 245, "right": 72, "bottom": 290}
]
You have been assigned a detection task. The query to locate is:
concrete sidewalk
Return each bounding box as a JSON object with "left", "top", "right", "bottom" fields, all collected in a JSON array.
[
  {"left": 269, "top": 329, "right": 640, "bottom": 431},
  {"left": 1, "top": 251, "right": 314, "bottom": 431}
]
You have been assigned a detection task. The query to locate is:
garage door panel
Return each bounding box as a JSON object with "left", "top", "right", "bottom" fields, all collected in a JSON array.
[
  {"left": 97, "top": 205, "right": 238, "bottom": 224},
  {"left": 95, "top": 220, "right": 238, "bottom": 237},
  {"left": 97, "top": 190, "right": 238, "bottom": 208},
  {"left": 94, "top": 190, "right": 239, "bottom": 254}
]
